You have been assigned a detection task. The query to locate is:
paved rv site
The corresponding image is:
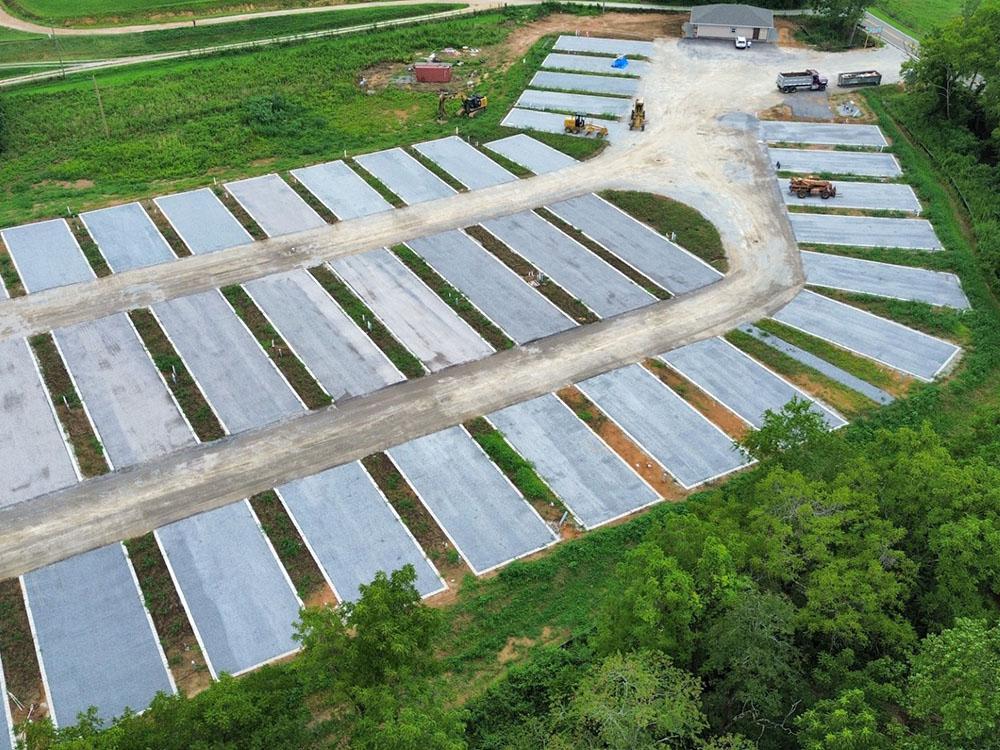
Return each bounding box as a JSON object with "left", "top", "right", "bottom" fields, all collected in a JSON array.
[{"left": 0, "top": 28, "right": 970, "bottom": 734}]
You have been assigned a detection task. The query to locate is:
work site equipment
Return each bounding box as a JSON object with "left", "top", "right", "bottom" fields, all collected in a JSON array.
[
  {"left": 564, "top": 114, "right": 609, "bottom": 138},
  {"left": 629, "top": 98, "right": 646, "bottom": 131},
  {"left": 789, "top": 176, "right": 837, "bottom": 199},
  {"left": 837, "top": 70, "right": 882, "bottom": 87},
  {"left": 436, "top": 91, "right": 488, "bottom": 121},
  {"left": 776, "top": 69, "right": 828, "bottom": 92}
]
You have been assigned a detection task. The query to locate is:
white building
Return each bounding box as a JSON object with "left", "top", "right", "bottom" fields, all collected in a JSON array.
[{"left": 685, "top": 4, "right": 778, "bottom": 43}]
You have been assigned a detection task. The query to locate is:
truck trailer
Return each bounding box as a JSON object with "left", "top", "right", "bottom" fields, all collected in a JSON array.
[
  {"left": 776, "top": 70, "right": 828, "bottom": 93},
  {"left": 837, "top": 70, "right": 882, "bottom": 87}
]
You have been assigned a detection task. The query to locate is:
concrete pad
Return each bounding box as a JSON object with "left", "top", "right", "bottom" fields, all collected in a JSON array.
[
  {"left": 481, "top": 210, "right": 654, "bottom": 318},
  {"left": 405, "top": 230, "right": 575, "bottom": 345},
  {"left": 548, "top": 193, "right": 724, "bottom": 294},
  {"left": 659, "top": 336, "right": 846, "bottom": 429},
  {"left": 291, "top": 160, "right": 392, "bottom": 221},
  {"left": 484, "top": 134, "right": 577, "bottom": 175},
  {"left": 54, "top": 313, "right": 196, "bottom": 469},
  {"left": 277, "top": 461, "right": 445, "bottom": 602},
  {"left": 152, "top": 290, "right": 303, "bottom": 434},
  {"left": 0, "top": 336, "right": 77, "bottom": 507},
  {"left": 554, "top": 35, "right": 654, "bottom": 57},
  {"left": 225, "top": 174, "right": 326, "bottom": 237},
  {"left": 1, "top": 219, "right": 93, "bottom": 293},
  {"left": 23, "top": 544, "right": 174, "bottom": 727},
  {"left": 489, "top": 393, "right": 658, "bottom": 529},
  {"left": 501, "top": 108, "right": 624, "bottom": 140},
  {"left": 80, "top": 203, "right": 175, "bottom": 273},
  {"left": 772, "top": 290, "right": 961, "bottom": 381},
  {"left": 413, "top": 136, "right": 516, "bottom": 190},
  {"left": 783, "top": 180, "right": 920, "bottom": 213},
  {"left": 330, "top": 249, "right": 493, "bottom": 372},
  {"left": 244, "top": 269, "right": 403, "bottom": 401},
  {"left": 354, "top": 147, "right": 455, "bottom": 205},
  {"left": 760, "top": 121, "right": 887, "bottom": 147},
  {"left": 738, "top": 324, "right": 893, "bottom": 405},
  {"left": 515, "top": 89, "right": 631, "bottom": 118},
  {"left": 387, "top": 426, "right": 557, "bottom": 575},
  {"left": 155, "top": 188, "right": 251, "bottom": 255},
  {"left": 542, "top": 52, "right": 647, "bottom": 77},
  {"left": 801, "top": 250, "right": 970, "bottom": 309},
  {"left": 577, "top": 364, "right": 748, "bottom": 489},
  {"left": 156, "top": 502, "right": 301, "bottom": 678},
  {"left": 768, "top": 147, "right": 902, "bottom": 177},
  {"left": 531, "top": 70, "right": 638, "bottom": 96},
  {"left": 0, "top": 653, "right": 12, "bottom": 750},
  {"left": 789, "top": 213, "right": 942, "bottom": 250}
]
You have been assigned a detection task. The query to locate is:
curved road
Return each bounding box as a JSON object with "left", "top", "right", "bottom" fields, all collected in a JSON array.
[{"left": 0, "top": 38, "right": 906, "bottom": 578}]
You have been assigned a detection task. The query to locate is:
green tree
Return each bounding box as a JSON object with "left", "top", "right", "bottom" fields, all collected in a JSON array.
[
  {"left": 809, "top": 0, "right": 867, "bottom": 40},
  {"left": 904, "top": 0, "right": 1000, "bottom": 132},
  {"left": 699, "top": 586, "right": 801, "bottom": 738},
  {"left": 748, "top": 468, "right": 915, "bottom": 653},
  {"left": 295, "top": 565, "right": 443, "bottom": 692},
  {"left": 594, "top": 543, "right": 702, "bottom": 663},
  {"left": 795, "top": 689, "right": 889, "bottom": 750},
  {"left": 554, "top": 651, "right": 708, "bottom": 750},
  {"left": 906, "top": 619, "right": 1000, "bottom": 749},
  {"left": 739, "top": 398, "right": 843, "bottom": 475}
]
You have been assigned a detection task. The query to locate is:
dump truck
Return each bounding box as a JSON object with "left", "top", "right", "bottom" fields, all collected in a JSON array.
[
  {"left": 629, "top": 98, "right": 646, "bottom": 131},
  {"left": 564, "top": 114, "right": 609, "bottom": 138},
  {"left": 837, "top": 70, "right": 882, "bottom": 87},
  {"left": 776, "top": 69, "right": 828, "bottom": 93},
  {"left": 789, "top": 176, "right": 837, "bottom": 199}
]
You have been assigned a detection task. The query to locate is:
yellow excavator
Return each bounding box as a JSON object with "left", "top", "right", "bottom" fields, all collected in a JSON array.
[
  {"left": 437, "top": 91, "right": 488, "bottom": 121},
  {"left": 629, "top": 98, "right": 646, "bottom": 131},
  {"left": 563, "top": 113, "right": 608, "bottom": 138}
]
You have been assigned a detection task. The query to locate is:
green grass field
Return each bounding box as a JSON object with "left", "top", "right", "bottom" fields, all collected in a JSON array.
[
  {"left": 0, "top": 3, "right": 465, "bottom": 67},
  {"left": 869, "top": 0, "right": 964, "bottom": 37},
  {"left": 0, "top": 8, "right": 603, "bottom": 228},
  {"left": 3, "top": 0, "right": 339, "bottom": 27}
]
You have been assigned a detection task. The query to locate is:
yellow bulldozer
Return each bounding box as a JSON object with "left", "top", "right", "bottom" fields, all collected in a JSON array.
[
  {"left": 629, "top": 98, "right": 646, "bottom": 131},
  {"left": 789, "top": 176, "right": 837, "bottom": 199},
  {"left": 564, "top": 114, "right": 608, "bottom": 138}
]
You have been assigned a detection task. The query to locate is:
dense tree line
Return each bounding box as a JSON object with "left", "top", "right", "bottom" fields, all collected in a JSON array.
[
  {"left": 901, "top": 0, "right": 1000, "bottom": 293},
  {"left": 464, "top": 401, "right": 1000, "bottom": 749}
]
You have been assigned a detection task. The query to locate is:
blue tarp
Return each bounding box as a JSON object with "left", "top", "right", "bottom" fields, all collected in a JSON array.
[{"left": 611, "top": 55, "right": 628, "bottom": 69}]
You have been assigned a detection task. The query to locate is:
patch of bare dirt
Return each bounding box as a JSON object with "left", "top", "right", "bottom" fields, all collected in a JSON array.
[
  {"left": 557, "top": 386, "right": 681, "bottom": 500},
  {"left": 33, "top": 178, "right": 95, "bottom": 190},
  {"left": 643, "top": 360, "right": 748, "bottom": 440},
  {"left": 776, "top": 18, "right": 808, "bottom": 48},
  {"left": 497, "top": 626, "right": 563, "bottom": 664}
]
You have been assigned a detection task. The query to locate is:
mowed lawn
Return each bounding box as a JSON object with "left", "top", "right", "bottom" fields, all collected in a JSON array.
[
  {"left": 0, "top": 4, "right": 465, "bottom": 65},
  {"left": 869, "top": 0, "right": 964, "bottom": 37},
  {"left": 0, "top": 9, "right": 598, "bottom": 228},
  {"left": 5, "top": 0, "right": 330, "bottom": 26}
]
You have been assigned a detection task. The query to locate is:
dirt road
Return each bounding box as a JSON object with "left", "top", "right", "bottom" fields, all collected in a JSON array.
[{"left": 0, "top": 37, "right": 906, "bottom": 578}]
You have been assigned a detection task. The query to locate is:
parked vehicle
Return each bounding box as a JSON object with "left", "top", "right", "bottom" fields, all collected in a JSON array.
[
  {"left": 735, "top": 36, "right": 749, "bottom": 49},
  {"left": 564, "top": 114, "right": 608, "bottom": 138},
  {"left": 789, "top": 176, "right": 837, "bottom": 199},
  {"left": 776, "top": 69, "right": 828, "bottom": 93},
  {"left": 837, "top": 70, "right": 882, "bottom": 87}
]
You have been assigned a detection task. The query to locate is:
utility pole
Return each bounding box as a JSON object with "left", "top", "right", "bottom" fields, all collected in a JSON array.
[
  {"left": 50, "top": 28, "right": 66, "bottom": 79},
  {"left": 92, "top": 75, "right": 109, "bottom": 138}
]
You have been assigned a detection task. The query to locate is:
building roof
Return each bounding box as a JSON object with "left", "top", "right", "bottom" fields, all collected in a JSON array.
[{"left": 690, "top": 3, "right": 775, "bottom": 28}]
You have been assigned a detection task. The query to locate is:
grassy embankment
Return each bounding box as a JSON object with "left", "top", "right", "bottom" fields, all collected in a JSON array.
[
  {"left": 0, "top": 4, "right": 466, "bottom": 69},
  {"left": 867, "top": 0, "right": 964, "bottom": 38},
  {"left": 0, "top": 7, "right": 604, "bottom": 230},
  {"left": 3, "top": 0, "right": 386, "bottom": 27}
]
